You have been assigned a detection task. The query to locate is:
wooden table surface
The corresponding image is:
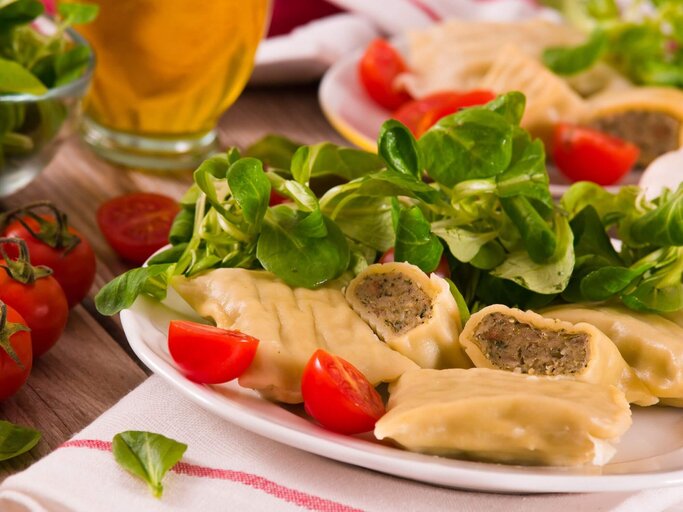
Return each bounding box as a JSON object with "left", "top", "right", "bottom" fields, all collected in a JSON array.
[{"left": 0, "top": 84, "right": 345, "bottom": 479}]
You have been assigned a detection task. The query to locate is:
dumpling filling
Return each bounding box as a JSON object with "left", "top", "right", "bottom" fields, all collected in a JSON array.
[
  {"left": 473, "top": 312, "right": 590, "bottom": 375},
  {"left": 352, "top": 273, "right": 433, "bottom": 337}
]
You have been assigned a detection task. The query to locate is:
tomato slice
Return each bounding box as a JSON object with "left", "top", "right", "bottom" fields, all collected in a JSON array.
[
  {"left": 358, "top": 39, "right": 412, "bottom": 110},
  {"left": 301, "top": 349, "right": 385, "bottom": 435},
  {"left": 97, "top": 193, "right": 180, "bottom": 265},
  {"left": 392, "top": 90, "right": 496, "bottom": 137},
  {"left": 552, "top": 123, "right": 640, "bottom": 186},
  {"left": 379, "top": 247, "right": 450, "bottom": 279},
  {"left": 168, "top": 320, "right": 259, "bottom": 384}
]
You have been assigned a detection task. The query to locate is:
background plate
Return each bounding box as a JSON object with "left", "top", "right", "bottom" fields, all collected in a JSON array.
[
  {"left": 121, "top": 292, "right": 683, "bottom": 494},
  {"left": 318, "top": 46, "right": 641, "bottom": 197}
]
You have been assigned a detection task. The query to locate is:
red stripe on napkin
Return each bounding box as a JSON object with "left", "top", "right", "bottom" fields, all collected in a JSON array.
[{"left": 60, "top": 439, "right": 363, "bottom": 512}]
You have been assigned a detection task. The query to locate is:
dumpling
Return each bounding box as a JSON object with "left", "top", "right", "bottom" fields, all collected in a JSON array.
[
  {"left": 344, "top": 262, "right": 471, "bottom": 369},
  {"left": 374, "top": 368, "right": 632, "bottom": 466},
  {"left": 172, "top": 269, "right": 418, "bottom": 404},
  {"left": 460, "top": 305, "right": 656, "bottom": 406},
  {"left": 542, "top": 305, "right": 683, "bottom": 406}
]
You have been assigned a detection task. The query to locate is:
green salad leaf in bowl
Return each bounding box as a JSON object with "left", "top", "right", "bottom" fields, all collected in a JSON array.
[{"left": 0, "top": 0, "right": 98, "bottom": 196}]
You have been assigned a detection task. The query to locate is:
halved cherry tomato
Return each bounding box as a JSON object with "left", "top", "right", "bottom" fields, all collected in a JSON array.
[
  {"left": 0, "top": 238, "right": 68, "bottom": 358},
  {"left": 392, "top": 90, "right": 496, "bottom": 137},
  {"left": 97, "top": 193, "right": 180, "bottom": 265},
  {"left": 552, "top": 123, "right": 640, "bottom": 186},
  {"left": 301, "top": 349, "right": 385, "bottom": 435},
  {"left": 0, "top": 302, "right": 32, "bottom": 401},
  {"left": 2, "top": 213, "right": 96, "bottom": 307},
  {"left": 379, "top": 247, "right": 450, "bottom": 279},
  {"left": 359, "top": 39, "right": 412, "bottom": 110},
  {"left": 168, "top": 320, "right": 259, "bottom": 384}
]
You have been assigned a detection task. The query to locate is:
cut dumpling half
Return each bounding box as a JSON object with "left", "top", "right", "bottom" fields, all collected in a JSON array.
[
  {"left": 460, "top": 304, "right": 656, "bottom": 406},
  {"left": 172, "top": 269, "right": 418, "bottom": 404},
  {"left": 375, "top": 368, "right": 632, "bottom": 466},
  {"left": 345, "top": 262, "right": 471, "bottom": 369},
  {"left": 542, "top": 305, "right": 683, "bottom": 407}
]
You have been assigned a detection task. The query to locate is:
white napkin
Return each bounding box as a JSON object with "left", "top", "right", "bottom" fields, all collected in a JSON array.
[
  {"left": 251, "top": 0, "right": 553, "bottom": 84},
  {"left": 2, "top": 376, "right": 683, "bottom": 512}
]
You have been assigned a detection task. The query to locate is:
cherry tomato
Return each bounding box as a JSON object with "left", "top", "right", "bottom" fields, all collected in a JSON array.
[
  {"left": 0, "top": 303, "right": 32, "bottom": 401},
  {"left": 552, "top": 123, "right": 640, "bottom": 186},
  {"left": 358, "top": 39, "right": 412, "bottom": 110},
  {"left": 0, "top": 263, "right": 68, "bottom": 358},
  {"left": 379, "top": 247, "right": 450, "bottom": 279},
  {"left": 168, "top": 320, "right": 259, "bottom": 384},
  {"left": 301, "top": 349, "right": 385, "bottom": 435},
  {"left": 97, "top": 193, "right": 180, "bottom": 265},
  {"left": 2, "top": 215, "right": 96, "bottom": 307},
  {"left": 392, "top": 90, "right": 496, "bottom": 137},
  {"left": 269, "top": 190, "right": 289, "bottom": 206}
]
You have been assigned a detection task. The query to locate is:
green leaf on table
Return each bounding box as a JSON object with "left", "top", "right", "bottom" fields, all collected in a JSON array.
[
  {"left": 377, "top": 119, "right": 421, "bottom": 179},
  {"left": 257, "top": 206, "right": 349, "bottom": 288},
  {"left": 0, "top": 57, "right": 47, "bottom": 94},
  {"left": 0, "top": 420, "right": 41, "bottom": 462},
  {"left": 57, "top": 1, "right": 99, "bottom": 24},
  {"left": 394, "top": 205, "right": 443, "bottom": 273},
  {"left": 543, "top": 30, "right": 607, "bottom": 75},
  {"left": 112, "top": 430, "right": 187, "bottom": 499},
  {"left": 245, "top": 134, "right": 301, "bottom": 170},
  {"left": 227, "top": 157, "right": 270, "bottom": 231},
  {"left": 94, "top": 264, "right": 172, "bottom": 316},
  {"left": 419, "top": 107, "right": 513, "bottom": 186}
]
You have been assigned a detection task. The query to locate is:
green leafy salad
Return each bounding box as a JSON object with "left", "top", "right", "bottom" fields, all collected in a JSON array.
[
  {"left": 0, "top": 0, "right": 98, "bottom": 170},
  {"left": 542, "top": 0, "right": 683, "bottom": 87},
  {"left": 95, "top": 92, "right": 683, "bottom": 317}
]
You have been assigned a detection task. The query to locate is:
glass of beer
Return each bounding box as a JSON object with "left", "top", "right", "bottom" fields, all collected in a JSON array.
[{"left": 70, "top": 0, "right": 270, "bottom": 170}]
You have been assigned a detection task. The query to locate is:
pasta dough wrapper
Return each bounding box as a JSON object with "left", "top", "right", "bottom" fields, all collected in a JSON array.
[
  {"left": 173, "top": 269, "right": 418, "bottom": 404},
  {"left": 542, "top": 305, "right": 683, "bottom": 406},
  {"left": 583, "top": 87, "right": 683, "bottom": 165},
  {"left": 375, "top": 368, "right": 632, "bottom": 466},
  {"left": 345, "top": 262, "right": 470, "bottom": 369},
  {"left": 460, "top": 305, "right": 656, "bottom": 406}
]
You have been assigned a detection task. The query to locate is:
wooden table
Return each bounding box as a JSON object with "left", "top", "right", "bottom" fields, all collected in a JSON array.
[{"left": 0, "top": 84, "right": 345, "bottom": 478}]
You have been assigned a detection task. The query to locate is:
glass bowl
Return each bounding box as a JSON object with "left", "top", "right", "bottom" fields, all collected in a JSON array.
[{"left": 0, "top": 23, "right": 94, "bottom": 197}]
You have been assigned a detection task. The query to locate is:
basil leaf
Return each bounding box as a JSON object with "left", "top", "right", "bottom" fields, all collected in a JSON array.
[
  {"left": 57, "top": 1, "right": 99, "bottom": 24},
  {"left": 53, "top": 45, "right": 91, "bottom": 87},
  {"left": 290, "top": 143, "right": 383, "bottom": 184},
  {"left": 245, "top": 134, "right": 301, "bottom": 170},
  {"left": 432, "top": 222, "right": 498, "bottom": 263},
  {"left": 321, "top": 193, "right": 395, "bottom": 251},
  {"left": 356, "top": 170, "right": 440, "bottom": 204},
  {"left": 445, "top": 278, "right": 470, "bottom": 324},
  {"left": 147, "top": 244, "right": 187, "bottom": 265},
  {"left": 0, "top": 420, "right": 41, "bottom": 461},
  {"left": 94, "top": 264, "right": 172, "bottom": 316},
  {"left": 378, "top": 119, "right": 421, "bottom": 179},
  {"left": 168, "top": 208, "right": 194, "bottom": 245},
  {"left": 500, "top": 196, "right": 556, "bottom": 263},
  {"left": 257, "top": 207, "right": 349, "bottom": 288},
  {"left": 496, "top": 136, "right": 551, "bottom": 208},
  {"left": 112, "top": 430, "right": 187, "bottom": 498},
  {"left": 0, "top": 0, "right": 43, "bottom": 29},
  {"left": 394, "top": 205, "right": 443, "bottom": 273},
  {"left": 476, "top": 273, "right": 557, "bottom": 310},
  {"left": 543, "top": 30, "right": 607, "bottom": 76},
  {"left": 420, "top": 107, "right": 513, "bottom": 186},
  {"left": 483, "top": 91, "right": 526, "bottom": 126},
  {"left": 0, "top": 57, "right": 47, "bottom": 94},
  {"left": 491, "top": 211, "right": 574, "bottom": 294},
  {"left": 227, "top": 157, "right": 270, "bottom": 231},
  {"left": 630, "top": 186, "right": 683, "bottom": 246}
]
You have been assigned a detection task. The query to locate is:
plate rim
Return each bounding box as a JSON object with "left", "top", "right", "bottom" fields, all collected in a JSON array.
[{"left": 121, "top": 296, "right": 683, "bottom": 494}]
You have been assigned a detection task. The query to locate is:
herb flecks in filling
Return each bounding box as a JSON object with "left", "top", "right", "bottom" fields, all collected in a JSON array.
[
  {"left": 473, "top": 312, "right": 589, "bottom": 375},
  {"left": 353, "top": 272, "right": 432, "bottom": 337},
  {"left": 590, "top": 110, "right": 680, "bottom": 166}
]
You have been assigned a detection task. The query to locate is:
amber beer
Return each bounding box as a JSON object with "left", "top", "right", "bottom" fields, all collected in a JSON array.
[{"left": 70, "top": 0, "right": 270, "bottom": 168}]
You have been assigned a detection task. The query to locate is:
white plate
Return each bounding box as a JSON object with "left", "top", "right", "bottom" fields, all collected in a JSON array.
[
  {"left": 318, "top": 47, "right": 641, "bottom": 197},
  {"left": 121, "top": 292, "right": 683, "bottom": 494}
]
